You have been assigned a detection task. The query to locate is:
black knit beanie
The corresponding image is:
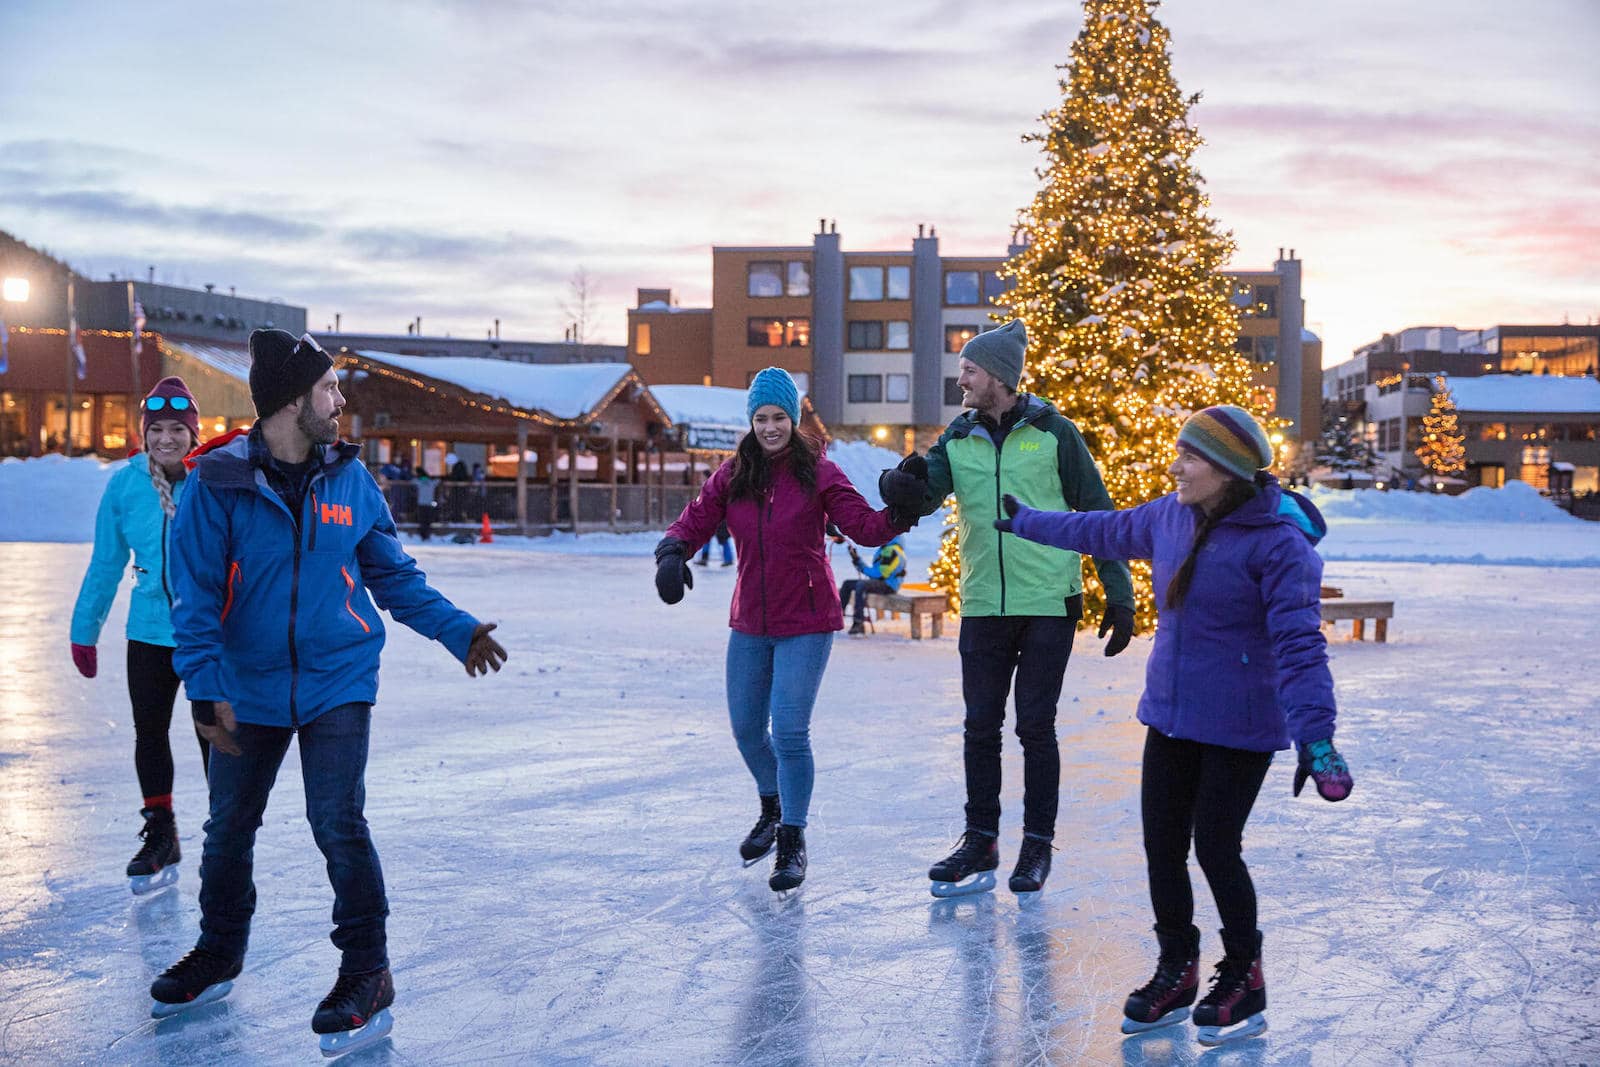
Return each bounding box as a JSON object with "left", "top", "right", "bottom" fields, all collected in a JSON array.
[{"left": 248, "top": 329, "right": 334, "bottom": 419}]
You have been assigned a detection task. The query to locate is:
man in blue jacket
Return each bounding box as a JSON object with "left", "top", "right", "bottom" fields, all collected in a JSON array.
[
  {"left": 150, "top": 329, "right": 507, "bottom": 1055},
  {"left": 839, "top": 535, "right": 907, "bottom": 635}
]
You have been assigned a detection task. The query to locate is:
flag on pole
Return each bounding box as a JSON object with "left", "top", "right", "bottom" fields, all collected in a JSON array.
[
  {"left": 70, "top": 308, "right": 87, "bottom": 380},
  {"left": 0, "top": 312, "right": 8, "bottom": 375},
  {"left": 133, "top": 300, "right": 146, "bottom": 358}
]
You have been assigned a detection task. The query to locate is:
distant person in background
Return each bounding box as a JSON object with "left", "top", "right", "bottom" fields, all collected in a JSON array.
[
  {"left": 415, "top": 469, "right": 437, "bottom": 541},
  {"left": 838, "top": 536, "right": 908, "bottom": 636},
  {"left": 70, "top": 376, "right": 211, "bottom": 895},
  {"left": 696, "top": 520, "right": 734, "bottom": 567}
]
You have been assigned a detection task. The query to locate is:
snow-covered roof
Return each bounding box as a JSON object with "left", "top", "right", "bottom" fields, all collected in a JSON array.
[
  {"left": 352, "top": 351, "right": 635, "bottom": 421},
  {"left": 1439, "top": 374, "right": 1600, "bottom": 415},
  {"left": 650, "top": 385, "right": 750, "bottom": 429},
  {"left": 634, "top": 302, "right": 709, "bottom": 314},
  {"left": 167, "top": 340, "right": 251, "bottom": 383}
]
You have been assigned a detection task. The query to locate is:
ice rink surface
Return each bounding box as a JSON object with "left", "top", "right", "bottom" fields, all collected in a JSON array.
[{"left": 0, "top": 543, "right": 1595, "bottom": 1065}]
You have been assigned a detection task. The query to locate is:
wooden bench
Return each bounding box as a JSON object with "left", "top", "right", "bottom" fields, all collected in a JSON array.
[
  {"left": 865, "top": 586, "right": 950, "bottom": 639},
  {"left": 1319, "top": 598, "right": 1394, "bottom": 642}
]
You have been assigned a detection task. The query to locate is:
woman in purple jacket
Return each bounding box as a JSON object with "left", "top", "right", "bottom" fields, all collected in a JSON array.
[
  {"left": 654, "top": 368, "right": 918, "bottom": 892},
  {"left": 996, "top": 405, "right": 1353, "bottom": 1047}
]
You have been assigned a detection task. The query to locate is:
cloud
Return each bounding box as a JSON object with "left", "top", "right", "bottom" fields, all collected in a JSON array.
[
  {"left": 3, "top": 187, "right": 323, "bottom": 243},
  {"left": 1199, "top": 103, "right": 1600, "bottom": 150},
  {"left": 338, "top": 226, "right": 578, "bottom": 265}
]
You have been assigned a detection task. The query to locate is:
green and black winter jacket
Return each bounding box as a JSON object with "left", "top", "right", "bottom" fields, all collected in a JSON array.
[{"left": 919, "top": 394, "right": 1134, "bottom": 618}]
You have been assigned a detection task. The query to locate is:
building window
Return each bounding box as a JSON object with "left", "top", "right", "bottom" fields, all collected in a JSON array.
[
  {"left": 635, "top": 322, "right": 651, "bottom": 356},
  {"left": 886, "top": 374, "right": 911, "bottom": 403},
  {"left": 748, "top": 261, "right": 785, "bottom": 298},
  {"left": 944, "top": 377, "right": 964, "bottom": 406},
  {"left": 982, "top": 271, "right": 1008, "bottom": 304},
  {"left": 946, "top": 324, "right": 979, "bottom": 353},
  {"left": 1252, "top": 285, "right": 1277, "bottom": 318},
  {"left": 886, "top": 321, "right": 910, "bottom": 350},
  {"left": 848, "top": 374, "right": 883, "bottom": 403},
  {"left": 886, "top": 266, "right": 911, "bottom": 300},
  {"left": 849, "top": 267, "right": 884, "bottom": 301},
  {"left": 98, "top": 396, "right": 129, "bottom": 453},
  {"left": 848, "top": 321, "right": 885, "bottom": 350},
  {"left": 945, "top": 271, "right": 980, "bottom": 305},
  {"left": 786, "top": 261, "right": 811, "bottom": 297},
  {"left": 747, "top": 317, "right": 810, "bottom": 347},
  {"left": 1255, "top": 337, "right": 1278, "bottom": 364}
]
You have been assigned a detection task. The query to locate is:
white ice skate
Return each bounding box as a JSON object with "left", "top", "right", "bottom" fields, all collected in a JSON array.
[
  {"left": 1196, "top": 1012, "right": 1267, "bottom": 1046},
  {"left": 130, "top": 866, "right": 179, "bottom": 896},
  {"left": 150, "top": 980, "right": 233, "bottom": 1019},
  {"left": 319, "top": 1009, "right": 394, "bottom": 1058}
]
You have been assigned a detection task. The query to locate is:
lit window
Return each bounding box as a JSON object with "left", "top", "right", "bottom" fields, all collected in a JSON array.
[
  {"left": 849, "top": 267, "right": 884, "bottom": 301},
  {"left": 946, "top": 325, "right": 978, "bottom": 353},
  {"left": 747, "top": 317, "right": 810, "bottom": 347},
  {"left": 635, "top": 322, "right": 651, "bottom": 356}
]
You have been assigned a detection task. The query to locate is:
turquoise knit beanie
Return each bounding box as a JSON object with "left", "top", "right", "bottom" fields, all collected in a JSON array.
[{"left": 747, "top": 367, "right": 801, "bottom": 425}]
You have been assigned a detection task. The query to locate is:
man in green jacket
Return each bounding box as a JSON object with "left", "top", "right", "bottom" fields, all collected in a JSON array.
[{"left": 881, "top": 319, "right": 1135, "bottom": 898}]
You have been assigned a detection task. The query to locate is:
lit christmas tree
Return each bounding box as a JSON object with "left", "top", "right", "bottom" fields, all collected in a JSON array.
[
  {"left": 928, "top": 0, "right": 1273, "bottom": 629},
  {"left": 1316, "top": 398, "right": 1380, "bottom": 473},
  {"left": 1414, "top": 376, "right": 1466, "bottom": 478}
]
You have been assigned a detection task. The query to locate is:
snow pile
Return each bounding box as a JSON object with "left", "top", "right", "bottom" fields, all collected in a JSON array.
[
  {"left": 1309, "top": 480, "right": 1583, "bottom": 525},
  {"left": 823, "top": 439, "right": 899, "bottom": 509},
  {"left": 354, "top": 352, "right": 631, "bottom": 420},
  {"left": 0, "top": 454, "right": 125, "bottom": 542}
]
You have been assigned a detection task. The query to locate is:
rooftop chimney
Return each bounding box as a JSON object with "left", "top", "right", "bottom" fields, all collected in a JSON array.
[{"left": 918, "top": 224, "right": 925, "bottom": 238}]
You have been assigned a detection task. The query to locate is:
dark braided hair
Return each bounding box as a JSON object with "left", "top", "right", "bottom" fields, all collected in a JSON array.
[
  {"left": 1165, "top": 478, "right": 1260, "bottom": 609},
  {"left": 727, "top": 428, "right": 820, "bottom": 502}
]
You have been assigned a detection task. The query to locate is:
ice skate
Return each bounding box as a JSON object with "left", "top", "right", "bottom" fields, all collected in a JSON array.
[
  {"left": 1193, "top": 930, "right": 1268, "bottom": 1047},
  {"left": 150, "top": 947, "right": 242, "bottom": 1018},
  {"left": 314, "top": 967, "right": 395, "bottom": 1058},
  {"left": 739, "top": 794, "right": 782, "bottom": 866},
  {"left": 928, "top": 830, "right": 999, "bottom": 898},
  {"left": 768, "top": 825, "right": 806, "bottom": 892},
  {"left": 1121, "top": 925, "right": 1200, "bottom": 1035},
  {"left": 127, "top": 807, "right": 180, "bottom": 896},
  {"left": 1008, "top": 836, "right": 1052, "bottom": 902},
  {"left": 847, "top": 619, "right": 866, "bottom": 636}
]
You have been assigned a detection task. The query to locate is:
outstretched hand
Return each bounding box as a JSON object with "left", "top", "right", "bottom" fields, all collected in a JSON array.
[
  {"left": 992, "top": 493, "right": 1024, "bottom": 533},
  {"left": 654, "top": 537, "right": 694, "bottom": 604},
  {"left": 879, "top": 452, "right": 930, "bottom": 511},
  {"left": 1098, "top": 603, "right": 1135, "bottom": 657},
  {"left": 466, "top": 622, "right": 507, "bottom": 676}
]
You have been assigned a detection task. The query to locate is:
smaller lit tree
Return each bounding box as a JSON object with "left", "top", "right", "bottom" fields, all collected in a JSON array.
[
  {"left": 1414, "top": 376, "right": 1466, "bottom": 478},
  {"left": 1316, "top": 399, "right": 1379, "bottom": 473}
]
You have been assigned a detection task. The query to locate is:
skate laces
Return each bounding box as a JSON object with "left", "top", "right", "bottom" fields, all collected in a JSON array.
[
  {"left": 319, "top": 972, "right": 372, "bottom": 1011},
  {"left": 1200, "top": 958, "right": 1251, "bottom": 1004},
  {"left": 131, "top": 820, "right": 170, "bottom": 865},
  {"left": 165, "top": 947, "right": 232, "bottom": 984},
  {"left": 953, "top": 831, "right": 993, "bottom": 863}
]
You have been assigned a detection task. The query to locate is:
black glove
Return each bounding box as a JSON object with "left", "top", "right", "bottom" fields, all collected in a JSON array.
[
  {"left": 879, "top": 453, "right": 930, "bottom": 511},
  {"left": 992, "top": 493, "right": 1024, "bottom": 533},
  {"left": 653, "top": 537, "right": 694, "bottom": 604},
  {"left": 1098, "top": 603, "right": 1135, "bottom": 657}
]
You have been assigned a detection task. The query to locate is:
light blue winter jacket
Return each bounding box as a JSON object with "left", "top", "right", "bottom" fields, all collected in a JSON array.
[{"left": 70, "top": 456, "right": 187, "bottom": 648}]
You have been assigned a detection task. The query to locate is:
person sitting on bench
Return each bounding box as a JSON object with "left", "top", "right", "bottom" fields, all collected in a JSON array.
[{"left": 840, "top": 535, "right": 907, "bottom": 636}]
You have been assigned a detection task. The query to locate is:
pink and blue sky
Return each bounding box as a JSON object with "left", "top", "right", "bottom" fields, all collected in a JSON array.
[{"left": 2, "top": 0, "right": 1595, "bottom": 365}]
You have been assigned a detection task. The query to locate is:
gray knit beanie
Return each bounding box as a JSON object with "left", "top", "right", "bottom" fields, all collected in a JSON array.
[{"left": 958, "top": 320, "right": 1027, "bottom": 390}]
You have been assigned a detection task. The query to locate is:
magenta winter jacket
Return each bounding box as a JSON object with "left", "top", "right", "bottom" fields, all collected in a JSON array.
[{"left": 666, "top": 452, "right": 909, "bottom": 637}]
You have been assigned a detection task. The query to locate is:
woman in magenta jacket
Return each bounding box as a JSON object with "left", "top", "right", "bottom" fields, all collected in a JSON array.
[
  {"left": 654, "top": 367, "right": 920, "bottom": 892},
  {"left": 996, "top": 405, "right": 1353, "bottom": 1046}
]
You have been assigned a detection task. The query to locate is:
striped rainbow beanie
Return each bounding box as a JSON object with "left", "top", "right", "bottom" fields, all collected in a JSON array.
[{"left": 1177, "top": 405, "right": 1273, "bottom": 482}]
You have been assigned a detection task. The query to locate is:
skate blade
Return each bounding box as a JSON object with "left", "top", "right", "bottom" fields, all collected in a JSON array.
[
  {"left": 1196, "top": 1012, "right": 1267, "bottom": 1046},
  {"left": 740, "top": 846, "right": 773, "bottom": 868},
  {"left": 130, "top": 866, "right": 179, "bottom": 896},
  {"left": 320, "top": 1009, "right": 394, "bottom": 1058},
  {"left": 1012, "top": 886, "right": 1045, "bottom": 907},
  {"left": 1121, "top": 1007, "right": 1189, "bottom": 1034},
  {"left": 150, "top": 980, "right": 233, "bottom": 1019},
  {"left": 929, "top": 870, "right": 996, "bottom": 898}
]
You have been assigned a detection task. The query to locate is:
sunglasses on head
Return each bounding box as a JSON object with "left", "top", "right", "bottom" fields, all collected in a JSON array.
[{"left": 144, "top": 396, "right": 192, "bottom": 412}]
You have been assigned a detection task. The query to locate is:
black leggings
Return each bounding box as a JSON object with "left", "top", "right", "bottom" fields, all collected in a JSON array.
[
  {"left": 1141, "top": 726, "right": 1273, "bottom": 940},
  {"left": 127, "top": 640, "right": 211, "bottom": 802}
]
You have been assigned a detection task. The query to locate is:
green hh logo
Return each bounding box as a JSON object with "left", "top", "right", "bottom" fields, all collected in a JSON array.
[{"left": 1016, "top": 441, "right": 1042, "bottom": 452}]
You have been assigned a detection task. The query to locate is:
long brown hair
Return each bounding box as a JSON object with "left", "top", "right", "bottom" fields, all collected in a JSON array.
[
  {"left": 1165, "top": 478, "right": 1259, "bottom": 609},
  {"left": 728, "top": 428, "right": 820, "bottom": 501}
]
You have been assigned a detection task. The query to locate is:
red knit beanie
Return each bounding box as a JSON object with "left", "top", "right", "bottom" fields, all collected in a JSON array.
[{"left": 141, "top": 376, "right": 201, "bottom": 441}]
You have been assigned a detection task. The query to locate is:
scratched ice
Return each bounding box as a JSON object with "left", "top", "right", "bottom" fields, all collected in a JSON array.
[{"left": 0, "top": 544, "right": 1595, "bottom": 1065}]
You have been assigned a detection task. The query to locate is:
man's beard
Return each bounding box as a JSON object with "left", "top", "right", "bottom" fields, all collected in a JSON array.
[{"left": 296, "top": 401, "right": 339, "bottom": 445}]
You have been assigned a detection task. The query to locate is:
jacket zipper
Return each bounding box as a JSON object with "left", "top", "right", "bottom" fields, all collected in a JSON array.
[
  {"left": 993, "top": 440, "right": 1007, "bottom": 614},
  {"left": 160, "top": 512, "right": 173, "bottom": 608},
  {"left": 757, "top": 487, "right": 773, "bottom": 634},
  {"left": 288, "top": 495, "right": 304, "bottom": 728}
]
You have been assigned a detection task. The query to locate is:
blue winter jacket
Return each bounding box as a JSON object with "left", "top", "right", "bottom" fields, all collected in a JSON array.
[
  {"left": 855, "top": 536, "right": 908, "bottom": 593},
  {"left": 1008, "top": 474, "right": 1335, "bottom": 752},
  {"left": 71, "top": 456, "right": 188, "bottom": 648},
  {"left": 169, "top": 428, "right": 479, "bottom": 728}
]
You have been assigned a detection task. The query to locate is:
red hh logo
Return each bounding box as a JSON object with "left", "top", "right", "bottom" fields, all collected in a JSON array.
[{"left": 320, "top": 502, "right": 354, "bottom": 526}]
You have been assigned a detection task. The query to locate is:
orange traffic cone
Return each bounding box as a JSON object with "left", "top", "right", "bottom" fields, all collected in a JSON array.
[{"left": 479, "top": 512, "right": 494, "bottom": 544}]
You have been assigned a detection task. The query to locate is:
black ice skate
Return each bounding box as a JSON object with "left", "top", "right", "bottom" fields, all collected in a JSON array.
[
  {"left": 1193, "top": 930, "right": 1268, "bottom": 1046},
  {"left": 847, "top": 619, "right": 866, "bottom": 636},
  {"left": 127, "top": 806, "right": 180, "bottom": 896},
  {"left": 768, "top": 825, "right": 806, "bottom": 892},
  {"left": 313, "top": 966, "right": 395, "bottom": 1058},
  {"left": 1008, "top": 836, "right": 1053, "bottom": 900},
  {"left": 1121, "top": 925, "right": 1200, "bottom": 1035},
  {"left": 740, "top": 794, "right": 782, "bottom": 865},
  {"left": 928, "top": 831, "right": 999, "bottom": 898},
  {"left": 150, "top": 947, "right": 243, "bottom": 1018}
]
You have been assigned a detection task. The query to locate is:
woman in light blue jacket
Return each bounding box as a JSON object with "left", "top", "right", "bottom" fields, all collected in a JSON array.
[{"left": 70, "top": 376, "right": 210, "bottom": 893}]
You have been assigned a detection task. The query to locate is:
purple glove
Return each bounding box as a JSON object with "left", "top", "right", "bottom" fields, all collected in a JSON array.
[
  {"left": 71, "top": 643, "right": 98, "bottom": 679},
  {"left": 1294, "top": 738, "right": 1352, "bottom": 801}
]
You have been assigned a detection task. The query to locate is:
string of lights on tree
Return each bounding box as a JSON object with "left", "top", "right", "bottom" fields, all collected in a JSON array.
[
  {"left": 929, "top": 0, "right": 1281, "bottom": 631},
  {"left": 1415, "top": 376, "right": 1467, "bottom": 478}
]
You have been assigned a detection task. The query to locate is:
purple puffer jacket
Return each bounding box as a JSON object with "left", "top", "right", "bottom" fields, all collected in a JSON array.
[
  {"left": 1009, "top": 474, "right": 1334, "bottom": 752},
  {"left": 667, "top": 452, "right": 909, "bottom": 637}
]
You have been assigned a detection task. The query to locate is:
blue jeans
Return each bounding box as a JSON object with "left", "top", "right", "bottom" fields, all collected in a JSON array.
[
  {"left": 197, "top": 702, "right": 389, "bottom": 974},
  {"left": 725, "top": 631, "right": 833, "bottom": 828}
]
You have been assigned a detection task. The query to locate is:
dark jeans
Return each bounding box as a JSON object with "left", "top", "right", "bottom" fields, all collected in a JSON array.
[
  {"left": 198, "top": 702, "right": 389, "bottom": 974},
  {"left": 1141, "top": 726, "right": 1273, "bottom": 942},
  {"left": 126, "top": 640, "right": 210, "bottom": 800},
  {"left": 957, "top": 609, "right": 1080, "bottom": 841},
  {"left": 838, "top": 578, "right": 893, "bottom": 622},
  {"left": 418, "top": 502, "right": 436, "bottom": 541}
]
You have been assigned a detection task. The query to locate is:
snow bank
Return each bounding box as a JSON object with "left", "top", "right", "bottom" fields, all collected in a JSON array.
[
  {"left": 1308, "top": 480, "right": 1583, "bottom": 525},
  {"left": 0, "top": 454, "right": 125, "bottom": 542}
]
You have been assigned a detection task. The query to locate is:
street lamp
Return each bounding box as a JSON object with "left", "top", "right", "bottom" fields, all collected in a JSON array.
[{"left": 2, "top": 277, "right": 29, "bottom": 303}]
